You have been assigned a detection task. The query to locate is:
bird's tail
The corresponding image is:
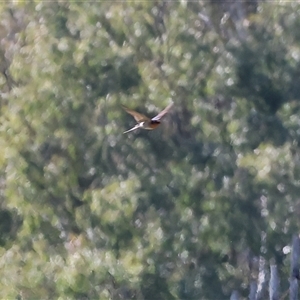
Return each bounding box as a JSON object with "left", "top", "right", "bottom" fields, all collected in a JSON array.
[{"left": 123, "top": 125, "right": 140, "bottom": 134}]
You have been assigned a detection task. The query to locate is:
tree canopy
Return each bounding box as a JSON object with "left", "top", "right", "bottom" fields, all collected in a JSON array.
[{"left": 0, "top": 1, "right": 300, "bottom": 299}]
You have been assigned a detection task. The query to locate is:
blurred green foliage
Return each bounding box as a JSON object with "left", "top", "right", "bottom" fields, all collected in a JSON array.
[{"left": 0, "top": 1, "right": 300, "bottom": 299}]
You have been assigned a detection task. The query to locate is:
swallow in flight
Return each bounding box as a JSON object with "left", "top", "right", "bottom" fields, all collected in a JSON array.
[{"left": 123, "top": 102, "right": 173, "bottom": 134}]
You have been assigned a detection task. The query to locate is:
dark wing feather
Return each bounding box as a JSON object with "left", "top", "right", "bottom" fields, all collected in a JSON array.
[
  {"left": 151, "top": 102, "right": 173, "bottom": 121},
  {"left": 122, "top": 106, "right": 150, "bottom": 122}
]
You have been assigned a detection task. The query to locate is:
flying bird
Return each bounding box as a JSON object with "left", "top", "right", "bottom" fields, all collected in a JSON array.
[{"left": 123, "top": 102, "right": 173, "bottom": 134}]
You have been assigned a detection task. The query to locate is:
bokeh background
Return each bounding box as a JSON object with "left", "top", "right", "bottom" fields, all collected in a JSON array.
[{"left": 0, "top": 1, "right": 300, "bottom": 299}]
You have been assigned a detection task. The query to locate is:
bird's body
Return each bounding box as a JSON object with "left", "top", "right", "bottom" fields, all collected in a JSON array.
[{"left": 122, "top": 103, "right": 173, "bottom": 134}]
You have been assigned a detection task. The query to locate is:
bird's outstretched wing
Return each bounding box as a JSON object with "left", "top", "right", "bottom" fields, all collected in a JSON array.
[
  {"left": 152, "top": 102, "right": 173, "bottom": 121},
  {"left": 123, "top": 124, "right": 140, "bottom": 134},
  {"left": 122, "top": 106, "right": 150, "bottom": 122}
]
